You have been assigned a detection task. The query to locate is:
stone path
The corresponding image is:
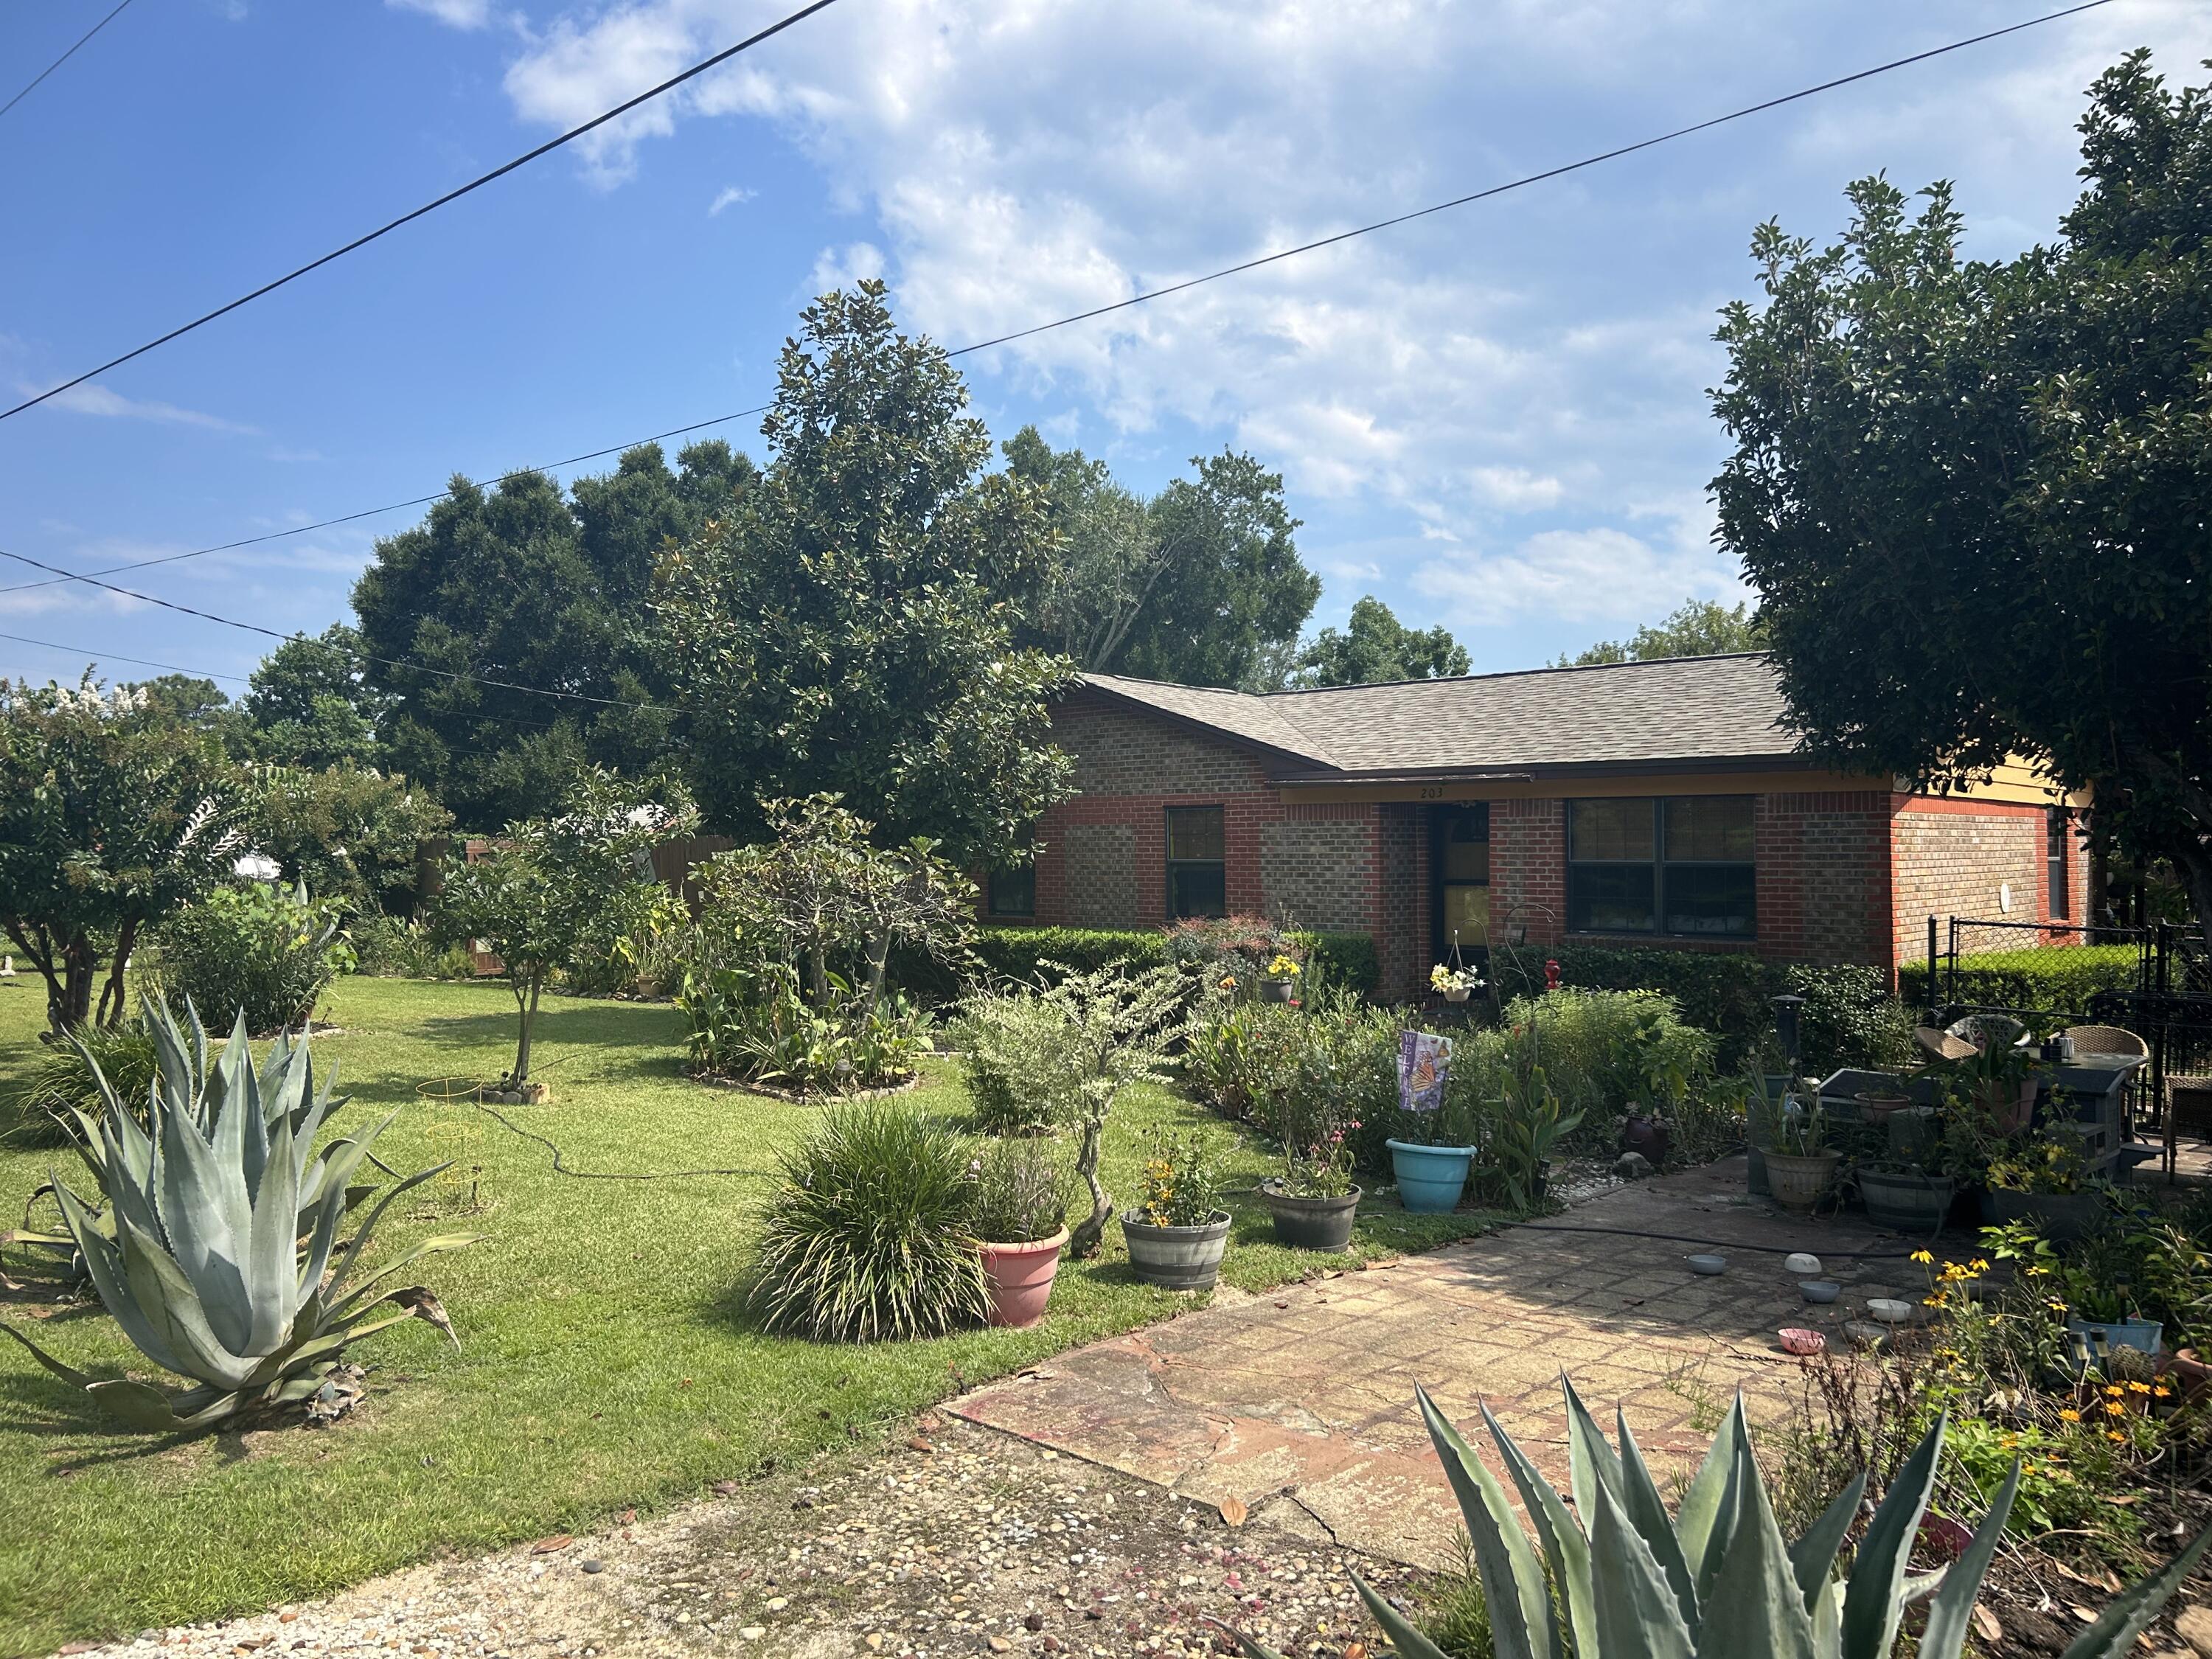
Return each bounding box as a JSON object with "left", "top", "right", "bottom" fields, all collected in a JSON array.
[{"left": 953, "top": 1158, "right": 1921, "bottom": 1568}]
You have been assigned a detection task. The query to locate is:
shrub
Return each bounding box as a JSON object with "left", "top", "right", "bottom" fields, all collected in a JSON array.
[
  {"left": 1133, "top": 1125, "right": 1227, "bottom": 1226},
  {"left": 953, "top": 986, "right": 1094, "bottom": 1134},
  {"left": 1455, "top": 988, "right": 1714, "bottom": 1130},
  {"left": 1897, "top": 943, "right": 2139, "bottom": 1020},
  {"left": 678, "top": 961, "right": 931, "bottom": 1095},
  {"left": 1184, "top": 990, "right": 1399, "bottom": 1176},
  {"left": 1495, "top": 944, "right": 1912, "bottom": 1074},
  {"left": 2, "top": 1018, "right": 157, "bottom": 1147},
  {"left": 147, "top": 882, "right": 355, "bottom": 1035},
  {"left": 1166, "top": 914, "right": 1303, "bottom": 981},
  {"left": 968, "top": 1138, "right": 1069, "bottom": 1244},
  {"left": 349, "top": 913, "right": 476, "bottom": 980},
  {"left": 922, "top": 924, "right": 1380, "bottom": 1000},
  {"left": 752, "top": 1102, "right": 989, "bottom": 1341},
  {"left": 248, "top": 763, "right": 451, "bottom": 916}
]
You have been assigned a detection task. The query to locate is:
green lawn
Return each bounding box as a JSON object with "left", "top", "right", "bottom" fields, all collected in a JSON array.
[{"left": 0, "top": 975, "right": 1498, "bottom": 1655}]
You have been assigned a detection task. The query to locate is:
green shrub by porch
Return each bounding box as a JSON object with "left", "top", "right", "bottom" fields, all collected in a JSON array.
[
  {"left": 902, "top": 925, "right": 1381, "bottom": 998},
  {"left": 1897, "top": 943, "right": 2138, "bottom": 1020}
]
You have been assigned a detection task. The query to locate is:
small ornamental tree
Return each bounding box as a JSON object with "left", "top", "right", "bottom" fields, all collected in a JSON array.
[
  {"left": 435, "top": 771, "right": 696, "bottom": 1088},
  {"left": 692, "top": 795, "right": 975, "bottom": 1011},
  {"left": 0, "top": 677, "right": 248, "bottom": 1032}
]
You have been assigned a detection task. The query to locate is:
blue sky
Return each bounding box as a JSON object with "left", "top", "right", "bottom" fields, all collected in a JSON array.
[{"left": 0, "top": 0, "right": 2201, "bottom": 692}]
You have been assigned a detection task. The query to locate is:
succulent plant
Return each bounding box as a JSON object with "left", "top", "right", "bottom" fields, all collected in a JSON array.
[
  {"left": 0, "top": 997, "right": 477, "bottom": 1433},
  {"left": 1225, "top": 1376, "right": 2211, "bottom": 1659}
]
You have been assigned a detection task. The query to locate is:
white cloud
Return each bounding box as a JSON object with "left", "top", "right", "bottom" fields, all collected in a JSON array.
[
  {"left": 386, "top": 0, "right": 497, "bottom": 27},
  {"left": 808, "top": 240, "right": 885, "bottom": 293},
  {"left": 1413, "top": 525, "right": 1747, "bottom": 629},
  {"left": 708, "top": 184, "right": 756, "bottom": 215},
  {"left": 17, "top": 381, "right": 259, "bottom": 434}
]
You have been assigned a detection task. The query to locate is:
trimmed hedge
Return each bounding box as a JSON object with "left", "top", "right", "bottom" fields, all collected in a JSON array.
[
  {"left": 1492, "top": 944, "right": 1914, "bottom": 1074},
  {"left": 1896, "top": 943, "right": 2138, "bottom": 1019},
  {"left": 897, "top": 924, "right": 1384, "bottom": 1000}
]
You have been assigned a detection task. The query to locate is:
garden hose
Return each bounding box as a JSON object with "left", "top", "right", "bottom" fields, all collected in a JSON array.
[
  {"left": 410, "top": 1077, "right": 782, "bottom": 1183},
  {"left": 1512, "top": 1222, "right": 1920, "bottom": 1259}
]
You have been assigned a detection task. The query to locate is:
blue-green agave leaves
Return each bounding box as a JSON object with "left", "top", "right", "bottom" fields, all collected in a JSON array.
[
  {"left": 1224, "top": 1376, "right": 2210, "bottom": 1658},
  {"left": 0, "top": 996, "right": 476, "bottom": 1433}
]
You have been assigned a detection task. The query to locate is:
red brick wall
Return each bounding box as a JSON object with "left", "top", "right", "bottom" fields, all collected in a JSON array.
[
  {"left": 1891, "top": 796, "right": 2087, "bottom": 966},
  {"left": 1489, "top": 798, "right": 1567, "bottom": 947}
]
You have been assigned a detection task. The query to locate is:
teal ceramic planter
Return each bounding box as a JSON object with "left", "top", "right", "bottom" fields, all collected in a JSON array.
[{"left": 1386, "top": 1138, "right": 1476, "bottom": 1213}]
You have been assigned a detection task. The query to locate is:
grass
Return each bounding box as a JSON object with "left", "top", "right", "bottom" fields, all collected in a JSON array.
[{"left": 0, "top": 975, "right": 1502, "bottom": 1653}]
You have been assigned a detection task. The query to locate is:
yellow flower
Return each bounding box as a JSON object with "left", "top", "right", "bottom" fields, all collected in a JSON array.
[
  {"left": 2107, "top": 1430, "right": 2128, "bottom": 1444},
  {"left": 2155, "top": 1385, "right": 2174, "bottom": 1398},
  {"left": 2104, "top": 1402, "right": 2127, "bottom": 1418},
  {"left": 1969, "top": 1259, "right": 1990, "bottom": 1273},
  {"left": 1923, "top": 1296, "right": 1943, "bottom": 1307},
  {"left": 2025, "top": 1263, "right": 2051, "bottom": 1277},
  {"left": 2126, "top": 1380, "right": 2152, "bottom": 1394},
  {"left": 2104, "top": 1384, "right": 2126, "bottom": 1397},
  {"left": 2059, "top": 1408, "right": 2081, "bottom": 1422},
  {"left": 1910, "top": 1250, "right": 1934, "bottom": 1265}
]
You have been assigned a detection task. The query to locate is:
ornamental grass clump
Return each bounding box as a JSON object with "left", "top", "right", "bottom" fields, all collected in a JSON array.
[
  {"left": 968, "top": 1137, "right": 1069, "bottom": 1245},
  {"left": 753, "top": 1100, "right": 989, "bottom": 1341}
]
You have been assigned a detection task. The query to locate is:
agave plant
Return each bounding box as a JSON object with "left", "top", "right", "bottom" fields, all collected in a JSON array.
[
  {"left": 1227, "top": 1376, "right": 2211, "bottom": 1659},
  {"left": 0, "top": 997, "right": 477, "bottom": 1432}
]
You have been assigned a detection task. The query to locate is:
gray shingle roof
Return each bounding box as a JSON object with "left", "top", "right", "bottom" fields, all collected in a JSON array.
[{"left": 1079, "top": 654, "right": 1800, "bottom": 776}]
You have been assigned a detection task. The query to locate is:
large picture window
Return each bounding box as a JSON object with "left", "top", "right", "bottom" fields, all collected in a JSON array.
[
  {"left": 1567, "top": 796, "right": 1756, "bottom": 937},
  {"left": 1165, "top": 806, "right": 1227, "bottom": 919}
]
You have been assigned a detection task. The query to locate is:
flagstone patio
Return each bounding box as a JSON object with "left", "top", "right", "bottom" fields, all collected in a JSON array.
[{"left": 951, "top": 1158, "right": 1928, "bottom": 1569}]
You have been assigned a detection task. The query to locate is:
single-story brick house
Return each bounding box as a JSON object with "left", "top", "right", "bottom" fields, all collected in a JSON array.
[{"left": 984, "top": 654, "right": 2089, "bottom": 1001}]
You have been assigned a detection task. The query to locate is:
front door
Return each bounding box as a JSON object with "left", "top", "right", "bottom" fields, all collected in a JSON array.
[{"left": 1432, "top": 804, "right": 1490, "bottom": 961}]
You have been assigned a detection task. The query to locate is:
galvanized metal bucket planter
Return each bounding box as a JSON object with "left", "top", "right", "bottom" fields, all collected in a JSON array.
[
  {"left": 1121, "top": 1208, "right": 1232, "bottom": 1290},
  {"left": 1258, "top": 1181, "right": 1361, "bottom": 1252}
]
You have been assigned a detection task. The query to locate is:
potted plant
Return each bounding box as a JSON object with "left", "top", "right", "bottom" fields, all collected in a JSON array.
[
  {"left": 970, "top": 1139, "right": 1070, "bottom": 1329},
  {"left": 1121, "top": 1127, "right": 1232, "bottom": 1290},
  {"left": 1258, "top": 1054, "right": 1363, "bottom": 1251},
  {"left": 1762, "top": 1102, "right": 1840, "bottom": 1211},
  {"left": 1856, "top": 1159, "right": 1955, "bottom": 1234},
  {"left": 1259, "top": 953, "right": 1302, "bottom": 1004},
  {"left": 1385, "top": 1034, "right": 1476, "bottom": 1214},
  {"left": 1983, "top": 1127, "right": 2107, "bottom": 1242},
  {"left": 1938, "top": 1036, "right": 2044, "bottom": 1134},
  {"left": 2056, "top": 1231, "right": 2163, "bottom": 1368},
  {"left": 1429, "top": 962, "right": 1482, "bottom": 1005}
]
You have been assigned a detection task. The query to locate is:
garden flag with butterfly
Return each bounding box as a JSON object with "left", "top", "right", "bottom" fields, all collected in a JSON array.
[{"left": 1398, "top": 1029, "right": 1450, "bottom": 1115}]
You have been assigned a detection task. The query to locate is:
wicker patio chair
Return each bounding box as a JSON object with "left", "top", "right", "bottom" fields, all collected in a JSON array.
[{"left": 2064, "top": 1024, "right": 2149, "bottom": 1062}]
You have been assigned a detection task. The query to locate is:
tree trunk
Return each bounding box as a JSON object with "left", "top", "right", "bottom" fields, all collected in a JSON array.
[
  {"left": 512, "top": 973, "right": 542, "bottom": 1084},
  {"left": 94, "top": 917, "right": 138, "bottom": 1029},
  {"left": 807, "top": 945, "right": 830, "bottom": 1007},
  {"left": 57, "top": 930, "right": 97, "bottom": 1034},
  {"left": 864, "top": 930, "right": 891, "bottom": 1016},
  {"left": 1065, "top": 1107, "right": 1113, "bottom": 1258},
  {"left": 6, "top": 919, "right": 69, "bottom": 1037}
]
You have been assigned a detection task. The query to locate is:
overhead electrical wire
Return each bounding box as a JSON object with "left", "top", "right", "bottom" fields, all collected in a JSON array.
[
  {"left": 0, "top": 0, "right": 2117, "bottom": 709},
  {"left": 0, "top": 0, "right": 139, "bottom": 125},
  {"left": 0, "top": 0, "right": 2118, "bottom": 611},
  {"left": 0, "top": 0, "right": 849, "bottom": 424}
]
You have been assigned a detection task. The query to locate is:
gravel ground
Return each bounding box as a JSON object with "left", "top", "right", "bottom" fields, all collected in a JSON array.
[{"left": 55, "top": 1416, "right": 1428, "bottom": 1659}]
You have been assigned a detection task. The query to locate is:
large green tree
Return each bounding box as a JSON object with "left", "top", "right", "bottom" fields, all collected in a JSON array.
[
  {"left": 0, "top": 678, "right": 248, "bottom": 1031},
  {"left": 349, "top": 440, "right": 752, "bottom": 825},
  {"left": 240, "top": 625, "right": 388, "bottom": 769},
  {"left": 655, "top": 283, "right": 1075, "bottom": 865},
  {"left": 1296, "top": 595, "right": 1469, "bottom": 686},
  {"left": 1711, "top": 51, "right": 2212, "bottom": 931},
  {"left": 1003, "top": 426, "right": 1318, "bottom": 689},
  {"left": 1555, "top": 598, "right": 1766, "bottom": 668}
]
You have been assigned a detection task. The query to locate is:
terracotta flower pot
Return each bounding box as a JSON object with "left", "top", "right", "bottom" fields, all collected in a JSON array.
[{"left": 978, "top": 1228, "right": 1068, "bottom": 1328}]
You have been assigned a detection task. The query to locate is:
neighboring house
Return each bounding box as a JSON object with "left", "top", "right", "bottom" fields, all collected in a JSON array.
[{"left": 984, "top": 655, "right": 2088, "bottom": 1001}]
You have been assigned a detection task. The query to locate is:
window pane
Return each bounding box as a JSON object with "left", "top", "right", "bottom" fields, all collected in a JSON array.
[
  {"left": 1165, "top": 807, "right": 1224, "bottom": 861},
  {"left": 1169, "top": 863, "right": 1226, "bottom": 919},
  {"left": 1568, "top": 863, "right": 1655, "bottom": 932},
  {"left": 1664, "top": 796, "right": 1754, "bottom": 861},
  {"left": 1663, "top": 863, "right": 1756, "bottom": 936},
  {"left": 1442, "top": 841, "right": 1490, "bottom": 883},
  {"left": 1569, "top": 799, "right": 1654, "bottom": 861},
  {"left": 988, "top": 866, "right": 1035, "bottom": 917}
]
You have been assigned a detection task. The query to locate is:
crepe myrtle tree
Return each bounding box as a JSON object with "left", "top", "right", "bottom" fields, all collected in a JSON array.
[
  {"left": 435, "top": 771, "right": 698, "bottom": 1089},
  {"left": 0, "top": 675, "right": 248, "bottom": 1032},
  {"left": 692, "top": 795, "right": 975, "bottom": 1012}
]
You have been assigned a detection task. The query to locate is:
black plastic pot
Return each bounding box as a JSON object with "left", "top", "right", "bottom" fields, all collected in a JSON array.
[{"left": 1260, "top": 1181, "right": 1361, "bottom": 1251}]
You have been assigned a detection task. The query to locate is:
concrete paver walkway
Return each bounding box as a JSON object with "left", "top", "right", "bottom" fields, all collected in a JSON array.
[{"left": 952, "top": 1159, "right": 1925, "bottom": 1568}]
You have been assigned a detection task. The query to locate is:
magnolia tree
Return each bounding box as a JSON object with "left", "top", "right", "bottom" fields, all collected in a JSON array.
[
  {"left": 692, "top": 796, "right": 975, "bottom": 1011},
  {"left": 0, "top": 677, "right": 247, "bottom": 1032},
  {"left": 436, "top": 771, "right": 697, "bottom": 1089}
]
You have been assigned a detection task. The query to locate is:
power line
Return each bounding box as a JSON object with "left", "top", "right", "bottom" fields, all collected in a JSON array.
[
  {"left": 0, "top": 543, "right": 667, "bottom": 710},
  {"left": 0, "top": 0, "right": 2116, "bottom": 605},
  {"left": 0, "top": 0, "right": 849, "bottom": 425},
  {"left": 0, "top": 0, "right": 138, "bottom": 125}
]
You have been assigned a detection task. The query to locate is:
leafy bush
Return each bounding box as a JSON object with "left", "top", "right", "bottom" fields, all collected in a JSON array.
[
  {"left": 911, "top": 925, "right": 1380, "bottom": 999},
  {"left": 1898, "top": 943, "right": 2139, "bottom": 1019},
  {"left": 1454, "top": 988, "right": 1714, "bottom": 1132},
  {"left": 752, "top": 1102, "right": 989, "bottom": 1341},
  {"left": 678, "top": 962, "right": 931, "bottom": 1095},
  {"left": 248, "top": 763, "right": 451, "bottom": 916},
  {"left": 1166, "top": 914, "right": 1304, "bottom": 981},
  {"left": 1496, "top": 945, "right": 1912, "bottom": 1074},
  {"left": 1183, "top": 990, "right": 1400, "bottom": 1179},
  {"left": 968, "top": 1137, "right": 1069, "bottom": 1244},
  {"left": 349, "top": 914, "right": 476, "bottom": 980},
  {"left": 147, "top": 882, "right": 355, "bottom": 1035},
  {"left": 953, "top": 985, "right": 1095, "bottom": 1134},
  {"left": 1133, "top": 1126, "right": 1226, "bottom": 1226},
  {"left": 2, "top": 1018, "right": 157, "bottom": 1147}
]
